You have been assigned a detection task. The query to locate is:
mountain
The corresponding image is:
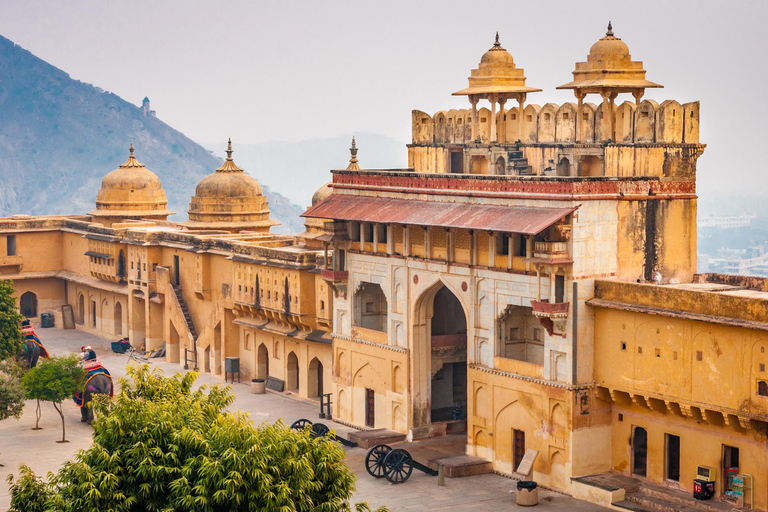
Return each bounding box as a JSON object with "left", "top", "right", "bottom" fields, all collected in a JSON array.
[
  {"left": 208, "top": 133, "right": 408, "bottom": 208},
  {"left": 0, "top": 35, "right": 304, "bottom": 234}
]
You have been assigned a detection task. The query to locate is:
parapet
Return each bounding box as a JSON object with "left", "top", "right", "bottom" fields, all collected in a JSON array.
[{"left": 412, "top": 99, "right": 699, "bottom": 146}]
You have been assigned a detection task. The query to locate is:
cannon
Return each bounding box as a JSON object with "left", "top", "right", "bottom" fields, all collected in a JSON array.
[
  {"left": 365, "top": 444, "right": 438, "bottom": 484},
  {"left": 289, "top": 418, "right": 357, "bottom": 447}
]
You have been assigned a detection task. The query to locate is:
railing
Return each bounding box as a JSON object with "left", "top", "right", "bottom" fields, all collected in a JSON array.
[
  {"left": 321, "top": 270, "right": 348, "bottom": 281},
  {"left": 531, "top": 300, "right": 570, "bottom": 317},
  {"left": 534, "top": 241, "right": 568, "bottom": 255}
]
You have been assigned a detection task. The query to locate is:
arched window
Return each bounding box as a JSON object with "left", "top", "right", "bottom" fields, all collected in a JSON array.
[
  {"left": 114, "top": 302, "right": 123, "bottom": 336},
  {"left": 20, "top": 291, "right": 37, "bottom": 318},
  {"left": 77, "top": 294, "right": 85, "bottom": 324},
  {"left": 353, "top": 282, "right": 388, "bottom": 333},
  {"left": 759, "top": 381, "right": 768, "bottom": 397}
]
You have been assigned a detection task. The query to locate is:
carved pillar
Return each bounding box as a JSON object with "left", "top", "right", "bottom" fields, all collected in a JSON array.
[
  {"left": 497, "top": 97, "right": 507, "bottom": 143},
  {"left": 470, "top": 97, "right": 479, "bottom": 142},
  {"left": 490, "top": 94, "right": 498, "bottom": 143}
]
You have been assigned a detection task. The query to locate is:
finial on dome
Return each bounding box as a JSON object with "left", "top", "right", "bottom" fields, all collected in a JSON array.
[
  {"left": 494, "top": 32, "right": 500, "bottom": 47},
  {"left": 346, "top": 136, "right": 360, "bottom": 171},
  {"left": 606, "top": 21, "right": 613, "bottom": 37},
  {"left": 120, "top": 141, "right": 142, "bottom": 168},
  {"left": 215, "top": 138, "right": 244, "bottom": 172}
]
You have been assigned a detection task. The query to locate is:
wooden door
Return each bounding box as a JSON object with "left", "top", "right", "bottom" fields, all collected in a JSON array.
[
  {"left": 365, "top": 388, "right": 375, "bottom": 427},
  {"left": 513, "top": 429, "right": 525, "bottom": 470}
]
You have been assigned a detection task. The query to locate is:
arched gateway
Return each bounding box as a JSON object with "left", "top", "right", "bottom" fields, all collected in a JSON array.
[{"left": 411, "top": 280, "right": 469, "bottom": 437}]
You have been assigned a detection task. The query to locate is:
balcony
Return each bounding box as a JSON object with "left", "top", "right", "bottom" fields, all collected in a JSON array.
[
  {"left": 531, "top": 300, "right": 569, "bottom": 337},
  {"left": 321, "top": 269, "right": 348, "bottom": 282},
  {"left": 0, "top": 254, "right": 23, "bottom": 270},
  {"left": 528, "top": 241, "right": 572, "bottom": 265}
]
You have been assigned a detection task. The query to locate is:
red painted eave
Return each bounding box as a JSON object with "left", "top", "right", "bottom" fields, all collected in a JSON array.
[{"left": 302, "top": 195, "right": 578, "bottom": 235}]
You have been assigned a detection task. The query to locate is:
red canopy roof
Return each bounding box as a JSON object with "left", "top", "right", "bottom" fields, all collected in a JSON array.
[{"left": 302, "top": 194, "right": 577, "bottom": 235}]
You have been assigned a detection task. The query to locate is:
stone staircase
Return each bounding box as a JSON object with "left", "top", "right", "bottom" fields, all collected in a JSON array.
[
  {"left": 615, "top": 484, "right": 738, "bottom": 512},
  {"left": 172, "top": 285, "right": 198, "bottom": 341},
  {"left": 507, "top": 146, "right": 533, "bottom": 175}
]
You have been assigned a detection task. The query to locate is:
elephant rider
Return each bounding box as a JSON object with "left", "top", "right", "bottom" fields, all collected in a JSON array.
[
  {"left": 81, "top": 346, "right": 97, "bottom": 361},
  {"left": 21, "top": 318, "right": 50, "bottom": 359}
]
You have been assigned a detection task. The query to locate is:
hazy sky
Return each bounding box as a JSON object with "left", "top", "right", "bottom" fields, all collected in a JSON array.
[{"left": 0, "top": 0, "right": 766, "bottom": 199}]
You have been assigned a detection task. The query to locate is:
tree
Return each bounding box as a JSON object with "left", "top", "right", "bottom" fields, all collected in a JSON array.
[
  {"left": 0, "top": 360, "right": 25, "bottom": 466},
  {"left": 0, "top": 279, "right": 24, "bottom": 362},
  {"left": 20, "top": 355, "right": 84, "bottom": 443},
  {"left": 9, "top": 366, "right": 388, "bottom": 512}
]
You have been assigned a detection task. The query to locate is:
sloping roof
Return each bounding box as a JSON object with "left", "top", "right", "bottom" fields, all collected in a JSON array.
[{"left": 302, "top": 194, "right": 577, "bottom": 235}]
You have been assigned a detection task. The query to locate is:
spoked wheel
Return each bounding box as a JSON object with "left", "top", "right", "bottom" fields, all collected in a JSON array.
[
  {"left": 365, "top": 444, "right": 392, "bottom": 478},
  {"left": 311, "top": 423, "right": 330, "bottom": 438},
  {"left": 290, "top": 418, "right": 313, "bottom": 430},
  {"left": 383, "top": 449, "right": 413, "bottom": 484}
]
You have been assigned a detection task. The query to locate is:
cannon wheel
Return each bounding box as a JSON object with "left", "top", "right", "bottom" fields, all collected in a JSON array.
[
  {"left": 311, "top": 423, "right": 330, "bottom": 438},
  {"left": 365, "top": 444, "right": 392, "bottom": 478},
  {"left": 290, "top": 418, "right": 313, "bottom": 430},
  {"left": 383, "top": 448, "right": 414, "bottom": 484}
]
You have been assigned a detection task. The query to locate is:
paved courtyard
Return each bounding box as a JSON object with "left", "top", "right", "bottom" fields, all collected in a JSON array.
[{"left": 0, "top": 328, "right": 612, "bottom": 511}]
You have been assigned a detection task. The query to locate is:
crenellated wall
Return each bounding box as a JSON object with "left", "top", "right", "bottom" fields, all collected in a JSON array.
[{"left": 412, "top": 99, "right": 700, "bottom": 146}]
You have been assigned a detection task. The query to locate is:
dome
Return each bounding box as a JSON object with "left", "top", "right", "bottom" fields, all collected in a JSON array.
[
  {"left": 87, "top": 144, "right": 174, "bottom": 224},
  {"left": 184, "top": 139, "right": 278, "bottom": 233},
  {"left": 588, "top": 24, "right": 630, "bottom": 62},
  {"left": 557, "top": 23, "right": 662, "bottom": 93},
  {"left": 194, "top": 171, "right": 263, "bottom": 199},
  {"left": 312, "top": 182, "right": 332, "bottom": 206},
  {"left": 453, "top": 33, "right": 541, "bottom": 97}
]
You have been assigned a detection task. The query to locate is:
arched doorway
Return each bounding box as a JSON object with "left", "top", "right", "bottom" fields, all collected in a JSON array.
[
  {"left": 429, "top": 286, "right": 468, "bottom": 422},
  {"left": 308, "top": 357, "right": 323, "bottom": 398},
  {"left": 117, "top": 250, "right": 127, "bottom": 282},
  {"left": 556, "top": 157, "right": 570, "bottom": 177},
  {"left": 632, "top": 426, "right": 648, "bottom": 476},
  {"left": 287, "top": 351, "right": 299, "bottom": 392},
  {"left": 77, "top": 293, "right": 85, "bottom": 324},
  {"left": 257, "top": 343, "right": 269, "bottom": 379},
  {"left": 114, "top": 302, "right": 123, "bottom": 336},
  {"left": 20, "top": 291, "right": 37, "bottom": 318}
]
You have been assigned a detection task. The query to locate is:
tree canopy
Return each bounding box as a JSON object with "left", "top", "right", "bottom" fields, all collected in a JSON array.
[
  {"left": 0, "top": 361, "right": 25, "bottom": 421},
  {"left": 0, "top": 279, "right": 24, "bottom": 361},
  {"left": 20, "top": 355, "right": 84, "bottom": 442},
  {"left": 8, "top": 365, "right": 387, "bottom": 512}
]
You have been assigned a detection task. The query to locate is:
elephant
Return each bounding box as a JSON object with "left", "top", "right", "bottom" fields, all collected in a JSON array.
[
  {"left": 75, "top": 371, "right": 114, "bottom": 424},
  {"left": 18, "top": 336, "right": 49, "bottom": 370}
]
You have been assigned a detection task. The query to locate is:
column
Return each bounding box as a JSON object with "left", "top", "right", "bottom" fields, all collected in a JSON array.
[
  {"left": 447, "top": 229, "right": 454, "bottom": 263},
  {"left": 632, "top": 90, "right": 644, "bottom": 106},
  {"left": 497, "top": 97, "right": 507, "bottom": 143},
  {"left": 490, "top": 95, "right": 498, "bottom": 143},
  {"left": 576, "top": 92, "right": 585, "bottom": 143},
  {"left": 488, "top": 232, "right": 496, "bottom": 268},
  {"left": 470, "top": 97, "right": 479, "bottom": 142},
  {"left": 404, "top": 225, "right": 411, "bottom": 257},
  {"left": 600, "top": 91, "right": 612, "bottom": 142},
  {"left": 517, "top": 93, "right": 526, "bottom": 143},
  {"left": 386, "top": 225, "right": 394, "bottom": 255},
  {"left": 372, "top": 223, "right": 378, "bottom": 253}
]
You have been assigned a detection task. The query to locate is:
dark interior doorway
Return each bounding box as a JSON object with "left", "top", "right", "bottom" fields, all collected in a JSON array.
[
  {"left": 450, "top": 151, "right": 464, "bottom": 174},
  {"left": 20, "top": 291, "right": 37, "bottom": 318},
  {"left": 633, "top": 426, "right": 648, "bottom": 476},
  {"left": 723, "top": 445, "right": 740, "bottom": 492},
  {"left": 430, "top": 286, "right": 468, "bottom": 423},
  {"left": 666, "top": 434, "right": 680, "bottom": 481},
  {"left": 173, "top": 255, "right": 180, "bottom": 287},
  {"left": 513, "top": 428, "right": 526, "bottom": 470},
  {"left": 365, "top": 388, "right": 375, "bottom": 427}
]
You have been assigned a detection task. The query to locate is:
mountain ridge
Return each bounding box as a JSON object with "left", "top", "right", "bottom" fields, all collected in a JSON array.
[{"left": 0, "top": 34, "right": 304, "bottom": 234}]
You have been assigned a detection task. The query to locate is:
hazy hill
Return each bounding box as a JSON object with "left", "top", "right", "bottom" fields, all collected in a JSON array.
[
  {"left": 0, "top": 35, "right": 303, "bottom": 234},
  {"left": 208, "top": 133, "right": 408, "bottom": 208}
]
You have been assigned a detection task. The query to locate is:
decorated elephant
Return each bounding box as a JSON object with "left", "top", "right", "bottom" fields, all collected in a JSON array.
[
  {"left": 73, "top": 364, "right": 114, "bottom": 424},
  {"left": 18, "top": 320, "right": 49, "bottom": 370}
]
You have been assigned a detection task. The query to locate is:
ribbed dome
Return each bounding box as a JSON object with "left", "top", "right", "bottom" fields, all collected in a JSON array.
[
  {"left": 184, "top": 139, "right": 278, "bottom": 233},
  {"left": 312, "top": 182, "right": 332, "bottom": 206},
  {"left": 87, "top": 144, "right": 174, "bottom": 224}
]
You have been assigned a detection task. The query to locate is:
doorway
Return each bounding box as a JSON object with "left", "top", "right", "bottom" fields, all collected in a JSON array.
[
  {"left": 665, "top": 434, "right": 680, "bottom": 481},
  {"left": 365, "top": 388, "right": 375, "bottom": 427},
  {"left": 287, "top": 352, "right": 299, "bottom": 392},
  {"left": 114, "top": 302, "right": 123, "bottom": 336},
  {"left": 723, "top": 445, "right": 739, "bottom": 492},
  {"left": 450, "top": 151, "right": 464, "bottom": 174},
  {"left": 308, "top": 358, "right": 323, "bottom": 398},
  {"left": 632, "top": 426, "right": 648, "bottom": 476},
  {"left": 513, "top": 428, "right": 526, "bottom": 471},
  {"left": 173, "top": 255, "right": 180, "bottom": 287},
  {"left": 20, "top": 291, "right": 37, "bottom": 318},
  {"left": 91, "top": 300, "right": 97, "bottom": 327},
  {"left": 430, "top": 286, "right": 468, "bottom": 422},
  {"left": 257, "top": 343, "right": 269, "bottom": 379}
]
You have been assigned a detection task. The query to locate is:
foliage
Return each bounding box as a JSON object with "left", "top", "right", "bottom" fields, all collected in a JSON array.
[
  {"left": 10, "top": 365, "right": 389, "bottom": 512},
  {"left": 21, "top": 355, "right": 84, "bottom": 442},
  {"left": 6, "top": 465, "right": 56, "bottom": 512},
  {"left": 0, "top": 360, "right": 25, "bottom": 421},
  {"left": 0, "top": 279, "right": 24, "bottom": 362}
]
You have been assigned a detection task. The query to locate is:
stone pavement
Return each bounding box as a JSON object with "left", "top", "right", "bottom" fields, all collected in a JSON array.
[{"left": 0, "top": 328, "right": 612, "bottom": 511}]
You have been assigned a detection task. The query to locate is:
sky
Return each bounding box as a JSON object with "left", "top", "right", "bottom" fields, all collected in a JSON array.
[{"left": 0, "top": 0, "right": 766, "bottom": 201}]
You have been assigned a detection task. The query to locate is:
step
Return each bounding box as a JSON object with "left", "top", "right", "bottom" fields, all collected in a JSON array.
[
  {"left": 428, "top": 455, "right": 492, "bottom": 478},
  {"left": 614, "top": 500, "right": 652, "bottom": 512},
  {"left": 626, "top": 493, "right": 715, "bottom": 512},
  {"left": 638, "top": 486, "right": 734, "bottom": 512}
]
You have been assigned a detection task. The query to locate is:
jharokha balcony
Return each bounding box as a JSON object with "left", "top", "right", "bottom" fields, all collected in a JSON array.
[
  {"left": 320, "top": 269, "right": 348, "bottom": 282},
  {"left": 531, "top": 299, "right": 570, "bottom": 337}
]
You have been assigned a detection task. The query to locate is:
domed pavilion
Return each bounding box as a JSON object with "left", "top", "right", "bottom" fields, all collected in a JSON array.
[
  {"left": 88, "top": 143, "right": 174, "bottom": 226},
  {"left": 183, "top": 139, "right": 278, "bottom": 233}
]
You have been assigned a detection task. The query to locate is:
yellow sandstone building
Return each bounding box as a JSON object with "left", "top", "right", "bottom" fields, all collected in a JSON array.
[{"left": 1, "top": 24, "right": 766, "bottom": 511}]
